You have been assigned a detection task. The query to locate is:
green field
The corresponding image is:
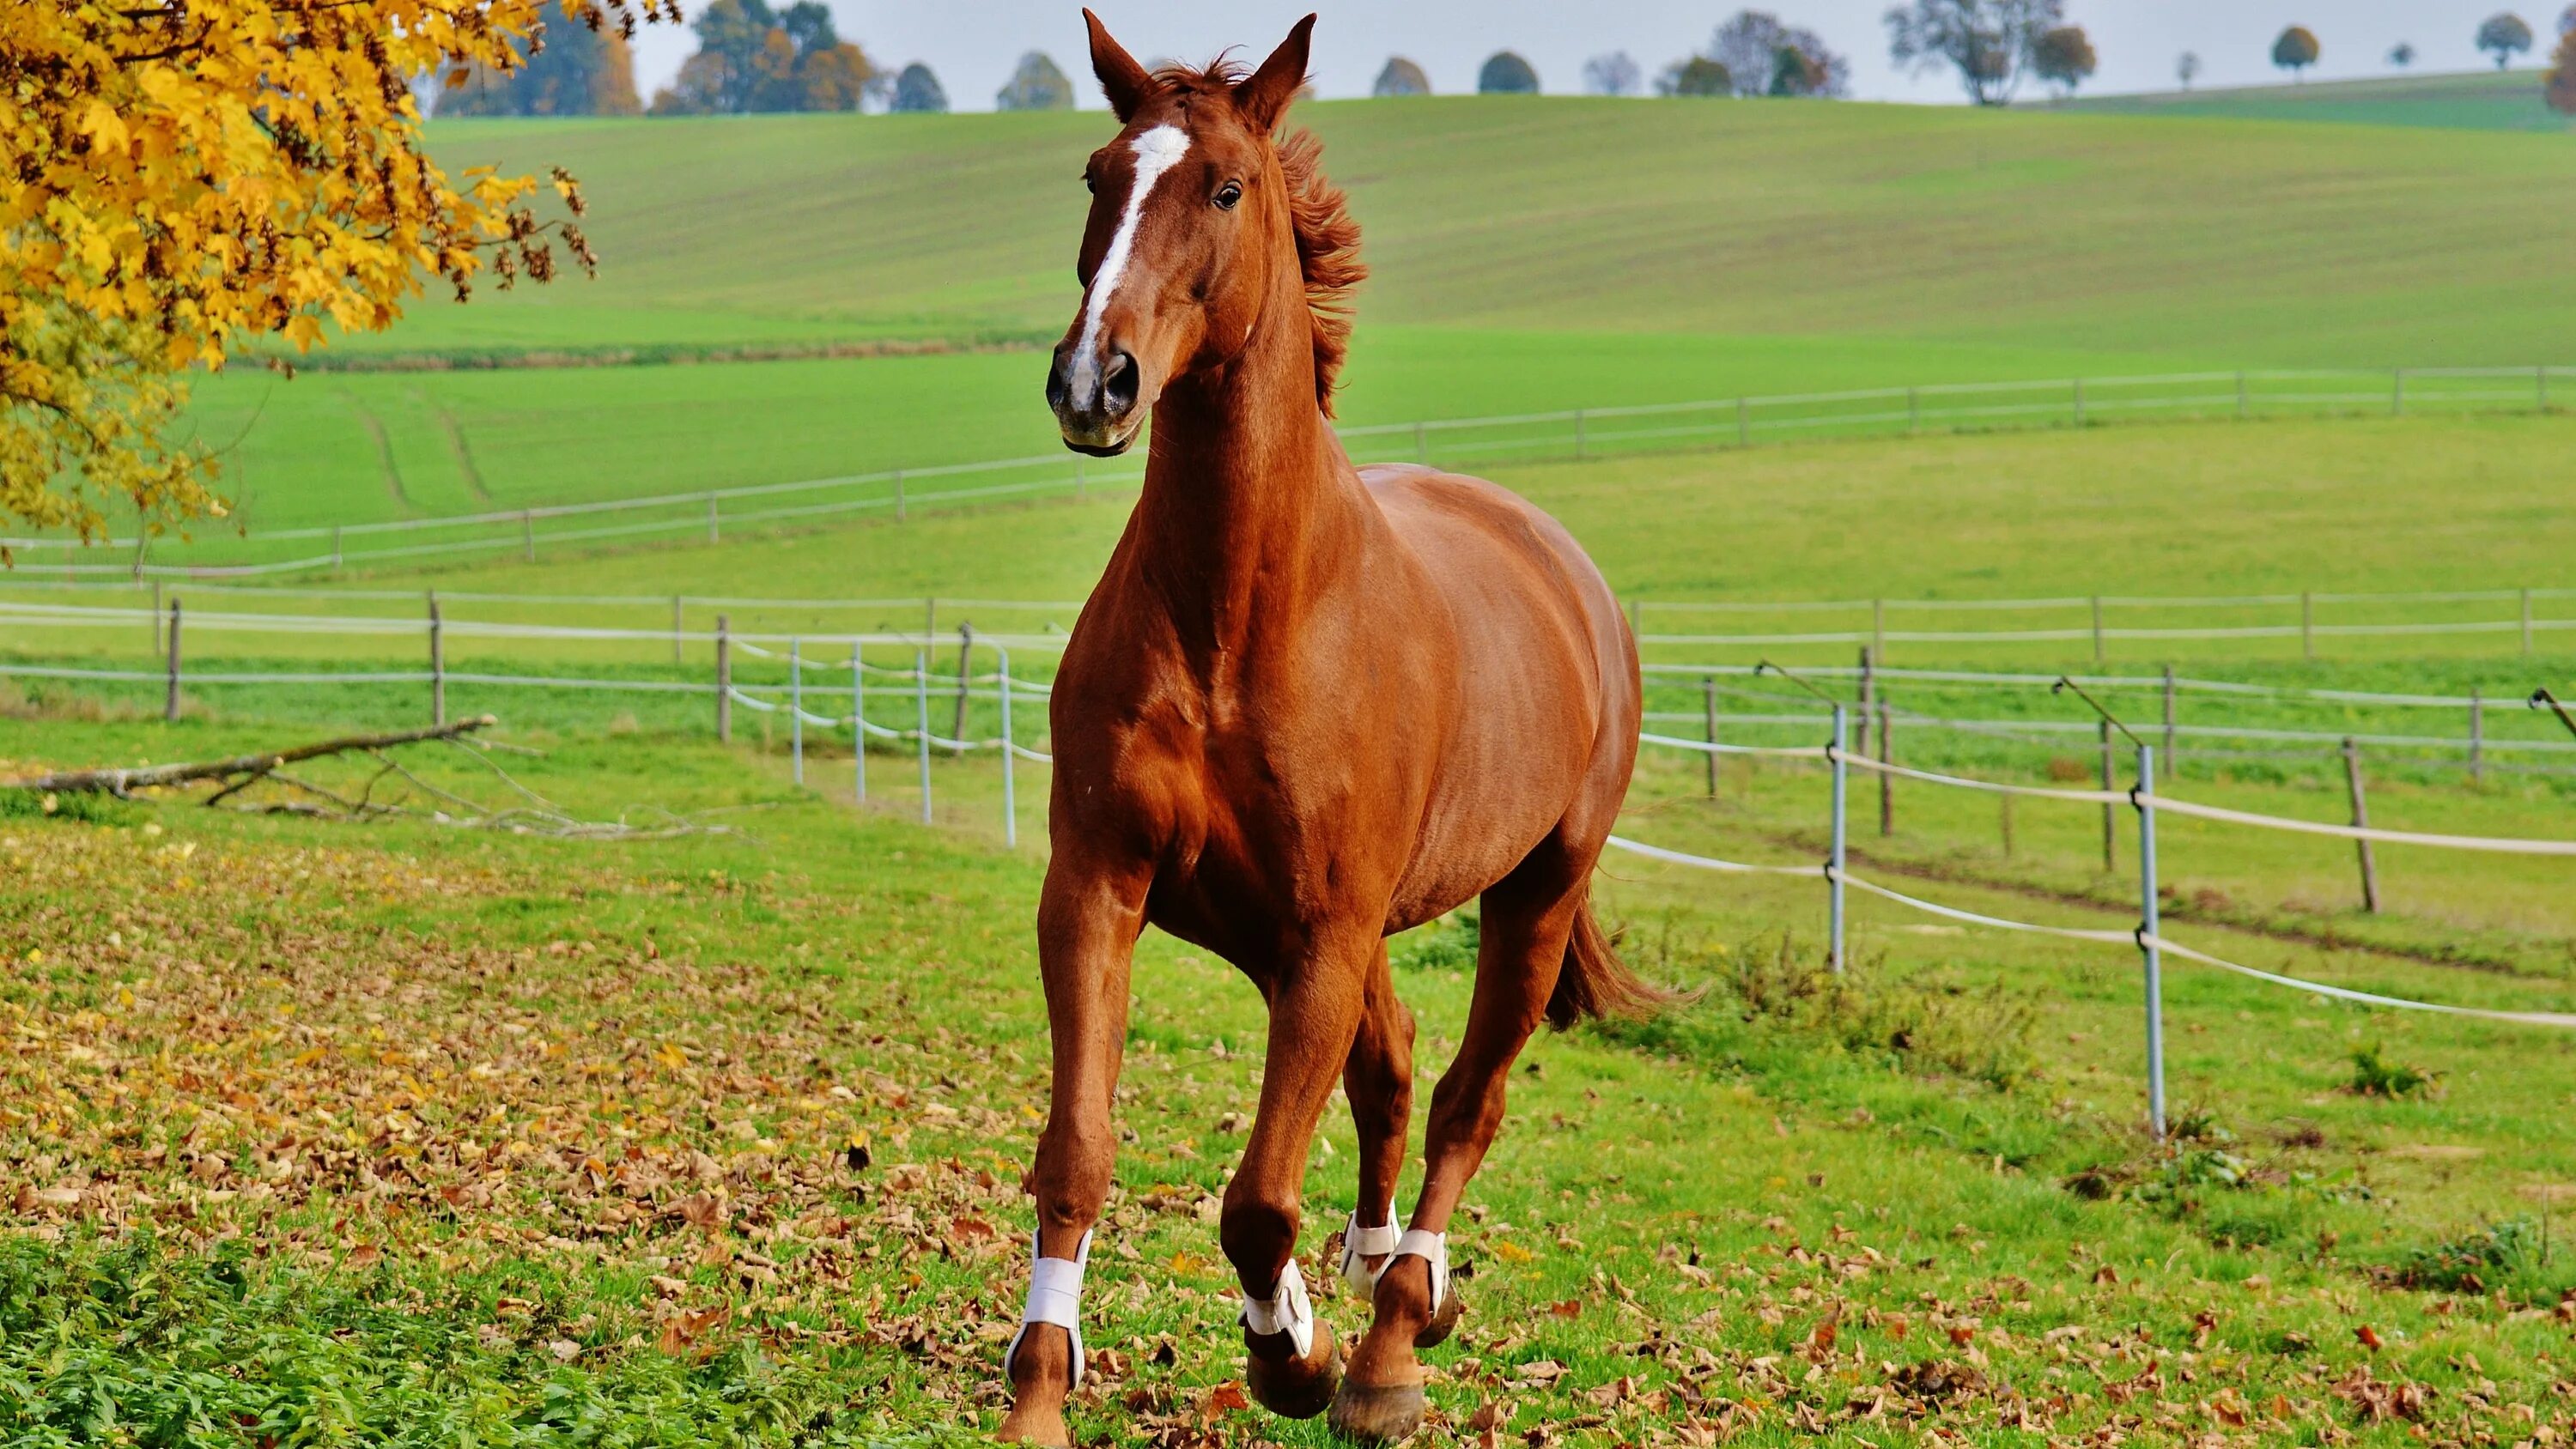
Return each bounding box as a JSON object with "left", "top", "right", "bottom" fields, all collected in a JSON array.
[
  {"left": 2068, "top": 69, "right": 2575, "bottom": 134},
  {"left": 82, "top": 91, "right": 2569, "bottom": 543}
]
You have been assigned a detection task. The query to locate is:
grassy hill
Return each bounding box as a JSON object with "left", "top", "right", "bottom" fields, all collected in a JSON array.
[{"left": 2067, "top": 68, "right": 2573, "bottom": 134}]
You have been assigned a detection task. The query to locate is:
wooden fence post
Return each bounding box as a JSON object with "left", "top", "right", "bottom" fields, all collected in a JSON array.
[
  {"left": 1702, "top": 677, "right": 1721, "bottom": 799},
  {"left": 895, "top": 469, "right": 907, "bottom": 521},
  {"left": 2236, "top": 371, "right": 2248, "bottom": 419},
  {"left": 2098, "top": 718, "right": 2117, "bottom": 874},
  {"left": 2073, "top": 377, "right": 2086, "bottom": 426},
  {"left": 1856, "top": 647, "right": 1876, "bottom": 760},
  {"left": 672, "top": 596, "right": 684, "bottom": 665},
  {"left": 2161, "top": 664, "right": 2178, "bottom": 765},
  {"left": 707, "top": 493, "right": 720, "bottom": 544},
  {"left": 2000, "top": 791, "right": 2015, "bottom": 859},
  {"left": 522, "top": 510, "right": 536, "bottom": 562},
  {"left": 715, "top": 614, "right": 732, "bottom": 743},
  {"left": 2343, "top": 738, "right": 2380, "bottom": 914},
  {"left": 1876, "top": 698, "right": 1894, "bottom": 837},
  {"left": 428, "top": 591, "right": 446, "bottom": 727},
  {"left": 2470, "top": 687, "right": 2486, "bottom": 785},
  {"left": 949, "top": 623, "right": 975, "bottom": 755},
  {"left": 163, "top": 598, "right": 183, "bottom": 723}
]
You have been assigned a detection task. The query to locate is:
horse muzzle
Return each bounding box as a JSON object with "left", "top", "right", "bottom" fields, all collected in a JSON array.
[{"left": 1048, "top": 344, "right": 1145, "bottom": 456}]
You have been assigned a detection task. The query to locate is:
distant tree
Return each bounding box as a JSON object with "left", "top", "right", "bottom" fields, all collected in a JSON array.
[
  {"left": 2551, "top": 28, "right": 2576, "bottom": 112},
  {"left": 1373, "top": 57, "right": 1432, "bottom": 96},
  {"left": 891, "top": 62, "right": 948, "bottom": 112},
  {"left": 1712, "top": 11, "right": 1851, "bottom": 98},
  {"left": 1767, "top": 45, "right": 1829, "bottom": 95},
  {"left": 2030, "top": 25, "right": 2097, "bottom": 96},
  {"left": 647, "top": 0, "right": 873, "bottom": 114},
  {"left": 1885, "top": 0, "right": 2066, "bottom": 106},
  {"left": 2387, "top": 41, "right": 2417, "bottom": 67},
  {"left": 1583, "top": 52, "right": 1644, "bottom": 95},
  {"left": 1479, "top": 51, "right": 1540, "bottom": 94},
  {"left": 2176, "top": 51, "right": 2201, "bottom": 89},
  {"left": 996, "top": 51, "right": 1075, "bottom": 110},
  {"left": 2271, "top": 26, "right": 2321, "bottom": 81},
  {"left": 440, "top": 1, "right": 644, "bottom": 117},
  {"left": 1656, "top": 55, "right": 1736, "bottom": 95},
  {"left": 2478, "top": 13, "right": 2536, "bottom": 68}
]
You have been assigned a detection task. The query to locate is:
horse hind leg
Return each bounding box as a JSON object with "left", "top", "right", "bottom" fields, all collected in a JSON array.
[{"left": 1331, "top": 852, "right": 1594, "bottom": 1442}]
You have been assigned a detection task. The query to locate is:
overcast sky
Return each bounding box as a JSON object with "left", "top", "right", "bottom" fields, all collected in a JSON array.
[{"left": 629, "top": 2, "right": 2571, "bottom": 110}]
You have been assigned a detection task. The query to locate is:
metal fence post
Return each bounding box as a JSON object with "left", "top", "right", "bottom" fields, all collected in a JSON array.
[
  {"left": 1702, "top": 677, "right": 1720, "bottom": 799},
  {"left": 1828, "top": 705, "right": 1849, "bottom": 973},
  {"left": 163, "top": 598, "right": 183, "bottom": 723},
  {"left": 2135, "top": 743, "right": 2166, "bottom": 1142},
  {"left": 2470, "top": 686, "right": 2486, "bottom": 785},
  {"left": 852, "top": 640, "right": 867, "bottom": 804},
  {"left": 2343, "top": 738, "right": 2381, "bottom": 913},
  {"left": 790, "top": 636, "right": 805, "bottom": 786},
  {"left": 914, "top": 646, "right": 933, "bottom": 825},
  {"left": 428, "top": 591, "right": 446, "bottom": 727},
  {"left": 998, "top": 643, "right": 1018, "bottom": 849},
  {"left": 715, "top": 615, "right": 732, "bottom": 743}
]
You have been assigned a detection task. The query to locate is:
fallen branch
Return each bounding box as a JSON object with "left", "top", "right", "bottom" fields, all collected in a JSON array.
[{"left": 3, "top": 717, "right": 498, "bottom": 797}]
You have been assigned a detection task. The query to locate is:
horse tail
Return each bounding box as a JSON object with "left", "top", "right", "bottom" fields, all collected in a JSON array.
[{"left": 1545, "top": 889, "right": 1678, "bottom": 1030}]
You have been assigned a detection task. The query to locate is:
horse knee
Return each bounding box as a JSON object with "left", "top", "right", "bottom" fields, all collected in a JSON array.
[
  {"left": 1218, "top": 1193, "right": 1299, "bottom": 1294},
  {"left": 1030, "top": 1119, "right": 1115, "bottom": 1228}
]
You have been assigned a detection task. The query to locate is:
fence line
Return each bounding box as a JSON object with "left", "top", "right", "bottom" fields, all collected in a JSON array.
[
  {"left": 1612, "top": 720, "right": 2576, "bottom": 1138},
  {"left": 6, "top": 364, "right": 2569, "bottom": 575}
]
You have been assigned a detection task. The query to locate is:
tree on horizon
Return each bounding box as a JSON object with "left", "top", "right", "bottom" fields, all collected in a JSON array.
[
  {"left": 440, "top": 1, "right": 643, "bottom": 117},
  {"left": 1373, "top": 57, "right": 1432, "bottom": 96},
  {"left": 1479, "top": 51, "right": 1540, "bottom": 94},
  {"left": 2271, "top": 25, "right": 2321, "bottom": 82},
  {"left": 995, "top": 52, "right": 1074, "bottom": 111},
  {"left": 2031, "top": 25, "right": 2097, "bottom": 98},
  {"left": 2477, "top": 13, "right": 2536, "bottom": 69},
  {"left": 647, "top": 0, "right": 875, "bottom": 115},
  {"left": 1886, "top": 0, "right": 2067, "bottom": 106}
]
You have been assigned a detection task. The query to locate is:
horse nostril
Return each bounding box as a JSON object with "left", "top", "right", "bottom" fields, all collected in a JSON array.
[
  {"left": 1103, "top": 351, "right": 1139, "bottom": 418},
  {"left": 1045, "top": 351, "right": 1072, "bottom": 412}
]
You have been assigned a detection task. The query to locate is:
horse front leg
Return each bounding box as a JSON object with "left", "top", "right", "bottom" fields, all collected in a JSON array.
[
  {"left": 1223, "top": 926, "right": 1374, "bottom": 1421},
  {"left": 1336, "top": 944, "right": 1414, "bottom": 1293},
  {"left": 997, "top": 859, "right": 1150, "bottom": 1448}
]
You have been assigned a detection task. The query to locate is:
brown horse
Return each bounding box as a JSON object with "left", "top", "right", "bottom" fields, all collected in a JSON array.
[{"left": 999, "top": 13, "right": 1657, "bottom": 1445}]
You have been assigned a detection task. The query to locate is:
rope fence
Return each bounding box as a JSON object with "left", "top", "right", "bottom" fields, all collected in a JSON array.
[
  {"left": 5, "top": 365, "right": 2569, "bottom": 577},
  {"left": 1607, "top": 709, "right": 2576, "bottom": 1138}
]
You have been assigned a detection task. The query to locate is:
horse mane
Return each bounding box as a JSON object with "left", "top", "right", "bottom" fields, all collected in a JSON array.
[{"left": 1154, "top": 60, "right": 1368, "bottom": 415}]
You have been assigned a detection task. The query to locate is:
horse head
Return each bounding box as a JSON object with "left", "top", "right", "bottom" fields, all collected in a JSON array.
[{"left": 1045, "top": 10, "right": 1317, "bottom": 457}]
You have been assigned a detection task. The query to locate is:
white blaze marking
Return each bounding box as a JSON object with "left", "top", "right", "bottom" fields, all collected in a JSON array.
[{"left": 1071, "top": 124, "right": 1191, "bottom": 408}]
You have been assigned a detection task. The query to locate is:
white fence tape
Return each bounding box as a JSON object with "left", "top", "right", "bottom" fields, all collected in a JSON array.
[
  {"left": 2135, "top": 794, "right": 2576, "bottom": 856},
  {"left": 1601, "top": 834, "right": 1821, "bottom": 876}
]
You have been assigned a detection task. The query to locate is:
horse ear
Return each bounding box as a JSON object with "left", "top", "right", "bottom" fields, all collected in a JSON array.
[
  {"left": 1233, "top": 12, "right": 1315, "bottom": 133},
  {"left": 1084, "top": 9, "right": 1153, "bottom": 122}
]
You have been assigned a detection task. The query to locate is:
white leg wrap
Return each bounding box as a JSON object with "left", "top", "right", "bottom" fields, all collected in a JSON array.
[
  {"left": 1339, "top": 1208, "right": 1402, "bottom": 1295},
  {"left": 1003, "top": 1229, "right": 1092, "bottom": 1388},
  {"left": 1238, "top": 1258, "right": 1315, "bottom": 1359},
  {"left": 1389, "top": 1228, "right": 1449, "bottom": 1315}
]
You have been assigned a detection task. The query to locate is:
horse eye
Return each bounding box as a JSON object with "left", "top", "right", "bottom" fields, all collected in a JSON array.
[{"left": 1214, "top": 181, "right": 1242, "bottom": 210}]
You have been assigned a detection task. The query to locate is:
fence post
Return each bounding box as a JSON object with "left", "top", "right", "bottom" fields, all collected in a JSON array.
[
  {"left": 950, "top": 623, "right": 975, "bottom": 755},
  {"left": 1876, "top": 697, "right": 1894, "bottom": 838},
  {"left": 895, "top": 469, "right": 906, "bottom": 521},
  {"left": 2091, "top": 595, "right": 2105, "bottom": 663},
  {"left": 672, "top": 596, "right": 684, "bottom": 664},
  {"left": 1736, "top": 397, "right": 1749, "bottom": 447},
  {"left": 2236, "top": 370, "right": 2248, "bottom": 419},
  {"left": 1702, "top": 677, "right": 1721, "bottom": 799},
  {"left": 1574, "top": 409, "right": 1588, "bottom": 461},
  {"left": 715, "top": 615, "right": 732, "bottom": 743},
  {"left": 2136, "top": 743, "right": 2166, "bottom": 1143},
  {"left": 2470, "top": 686, "right": 2486, "bottom": 785},
  {"left": 2300, "top": 591, "right": 2315, "bottom": 661},
  {"left": 925, "top": 598, "right": 936, "bottom": 641},
  {"left": 2098, "top": 719, "right": 2117, "bottom": 874},
  {"left": 2392, "top": 368, "right": 2404, "bottom": 417},
  {"left": 332, "top": 525, "right": 343, "bottom": 571},
  {"left": 707, "top": 493, "right": 720, "bottom": 544},
  {"left": 428, "top": 591, "right": 446, "bottom": 728},
  {"left": 1856, "top": 646, "right": 1876, "bottom": 760},
  {"left": 1413, "top": 421, "right": 1428, "bottom": 465},
  {"left": 914, "top": 647, "right": 933, "bottom": 825},
  {"left": 522, "top": 509, "right": 536, "bottom": 563},
  {"left": 1999, "top": 792, "right": 2015, "bottom": 859},
  {"left": 2073, "top": 377, "right": 2086, "bottom": 426},
  {"left": 852, "top": 640, "right": 867, "bottom": 804},
  {"left": 998, "top": 643, "right": 1018, "bottom": 849},
  {"left": 2161, "top": 664, "right": 2178, "bottom": 766},
  {"left": 1828, "top": 705, "right": 1848, "bottom": 973},
  {"left": 2543, "top": 365, "right": 2553, "bottom": 412},
  {"left": 2343, "top": 738, "right": 2381, "bottom": 914},
  {"left": 163, "top": 598, "right": 183, "bottom": 723},
  {"left": 790, "top": 636, "right": 805, "bottom": 786}
]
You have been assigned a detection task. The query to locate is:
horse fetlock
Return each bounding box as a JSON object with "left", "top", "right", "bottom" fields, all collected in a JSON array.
[{"left": 997, "top": 1324, "right": 1075, "bottom": 1448}]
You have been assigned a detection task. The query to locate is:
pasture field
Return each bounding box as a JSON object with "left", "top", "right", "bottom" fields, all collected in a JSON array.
[
  {"left": 4, "top": 708, "right": 2573, "bottom": 1446},
  {"left": 2068, "top": 70, "right": 2575, "bottom": 135},
  {"left": 82, "top": 90, "right": 2574, "bottom": 540}
]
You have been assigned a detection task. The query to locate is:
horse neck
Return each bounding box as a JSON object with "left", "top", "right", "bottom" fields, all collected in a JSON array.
[{"left": 1129, "top": 278, "right": 1366, "bottom": 655}]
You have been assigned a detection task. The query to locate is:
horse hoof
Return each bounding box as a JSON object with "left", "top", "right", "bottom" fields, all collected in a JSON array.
[
  {"left": 1327, "top": 1379, "right": 1427, "bottom": 1443},
  {"left": 1412, "top": 1285, "right": 1463, "bottom": 1349},
  {"left": 994, "top": 1402, "right": 1072, "bottom": 1448},
  {"left": 1246, "top": 1321, "right": 1343, "bottom": 1420}
]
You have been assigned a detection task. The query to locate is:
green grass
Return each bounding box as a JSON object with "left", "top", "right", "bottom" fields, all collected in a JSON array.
[
  {"left": 2067, "top": 69, "right": 2575, "bottom": 134},
  {"left": 3, "top": 711, "right": 2572, "bottom": 1446}
]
